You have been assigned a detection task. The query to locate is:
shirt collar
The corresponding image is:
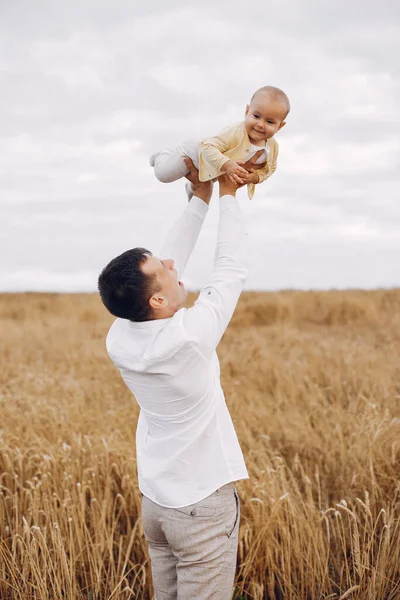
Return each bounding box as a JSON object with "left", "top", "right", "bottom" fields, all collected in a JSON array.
[{"left": 126, "top": 316, "right": 173, "bottom": 329}]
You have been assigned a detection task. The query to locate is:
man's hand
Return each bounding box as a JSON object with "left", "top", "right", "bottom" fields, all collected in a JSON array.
[
  {"left": 184, "top": 157, "right": 213, "bottom": 205},
  {"left": 218, "top": 173, "right": 244, "bottom": 197},
  {"left": 220, "top": 160, "right": 249, "bottom": 185},
  {"left": 240, "top": 171, "right": 259, "bottom": 185},
  {"left": 218, "top": 149, "right": 265, "bottom": 196},
  {"left": 237, "top": 149, "right": 266, "bottom": 173}
]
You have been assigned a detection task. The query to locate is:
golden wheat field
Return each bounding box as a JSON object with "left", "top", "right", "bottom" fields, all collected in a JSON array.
[{"left": 1, "top": 290, "right": 400, "bottom": 600}]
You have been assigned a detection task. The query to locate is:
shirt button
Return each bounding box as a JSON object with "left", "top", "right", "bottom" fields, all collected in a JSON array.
[
  {"left": 190, "top": 509, "right": 196, "bottom": 516},
  {"left": 246, "top": 149, "right": 249, "bottom": 152}
]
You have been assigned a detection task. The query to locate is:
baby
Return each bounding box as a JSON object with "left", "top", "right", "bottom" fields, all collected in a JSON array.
[{"left": 150, "top": 86, "right": 290, "bottom": 200}]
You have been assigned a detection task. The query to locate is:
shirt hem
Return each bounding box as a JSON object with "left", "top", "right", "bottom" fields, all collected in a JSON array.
[{"left": 139, "top": 473, "right": 250, "bottom": 509}]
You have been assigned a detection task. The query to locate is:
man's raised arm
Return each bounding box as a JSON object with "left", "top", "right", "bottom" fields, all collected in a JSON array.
[
  {"left": 181, "top": 151, "right": 265, "bottom": 359},
  {"left": 159, "top": 158, "right": 212, "bottom": 279},
  {"left": 181, "top": 175, "right": 247, "bottom": 359}
]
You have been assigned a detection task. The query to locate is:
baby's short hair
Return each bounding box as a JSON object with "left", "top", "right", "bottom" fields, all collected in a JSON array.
[{"left": 250, "top": 86, "right": 290, "bottom": 119}]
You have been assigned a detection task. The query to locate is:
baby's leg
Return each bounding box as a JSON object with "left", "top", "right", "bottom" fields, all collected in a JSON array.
[
  {"left": 150, "top": 140, "right": 200, "bottom": 184},
  {"left": 151, "top": 148, "right": 188, "bottom": 183}
]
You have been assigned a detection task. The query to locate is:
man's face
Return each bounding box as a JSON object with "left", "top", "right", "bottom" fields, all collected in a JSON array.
[
  {"left": 244, "top": 93, "right": 287, "bottom": 143},
  {"left": 142, "top": 255, "right": 187, "bottom": 315}
]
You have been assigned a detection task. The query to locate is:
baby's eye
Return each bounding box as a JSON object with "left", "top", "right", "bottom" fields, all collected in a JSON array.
[{"left": 253, "top": 114, "right": 259, "bottom": 118}]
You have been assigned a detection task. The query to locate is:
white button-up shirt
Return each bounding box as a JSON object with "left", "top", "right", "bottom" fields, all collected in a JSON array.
[{"left": 106, "top": 195, "right": 249, "bottom": 508}]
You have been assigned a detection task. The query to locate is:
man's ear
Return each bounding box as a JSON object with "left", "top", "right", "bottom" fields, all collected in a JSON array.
[
  {"left": 149, "top": 294, "right": 168, "bottom": 310},
  {"left": 277, "top": 121, "right": 286, "bottom": 132},
  {"left": 245, "top": 104, "right": 250, "bottom": 117}
]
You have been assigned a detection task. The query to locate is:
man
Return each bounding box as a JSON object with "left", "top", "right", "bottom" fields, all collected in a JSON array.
[{"left": 98, "top": 151, "right": 264, "bottom": 599}]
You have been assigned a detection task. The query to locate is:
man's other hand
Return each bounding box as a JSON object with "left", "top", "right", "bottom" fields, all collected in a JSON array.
[
  {"left": 218, "top": 173, "right": 243, "bottom": 197},
  {"left": 184, "top": 157, "right": 213, "bottom": 205},
  {"left": 237, "top": 149, "right": 266, "bottom": 173},
  {"left": 218, "top": 149, "right": 266, "bottom": 196},
  {"left": 240, "top": 171, "right": 259, "bottom": 185}
]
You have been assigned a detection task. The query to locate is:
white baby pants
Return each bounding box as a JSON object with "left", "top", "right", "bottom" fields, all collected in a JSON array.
[{"left": 151, "top": 139, "right": 201, "bottom": 183}]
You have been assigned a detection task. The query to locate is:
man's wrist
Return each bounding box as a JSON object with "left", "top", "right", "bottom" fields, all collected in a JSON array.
[
  {"left": 218, "top": 176, "right": 238, "bottom": 197},
  {"left": 219, "top": 186, "right": 236, "bottom": 198},
  {"left": 192, "top": 182, "right": 212, "bottom": 205}
]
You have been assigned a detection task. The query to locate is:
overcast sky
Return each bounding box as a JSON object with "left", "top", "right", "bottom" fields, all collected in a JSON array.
[{"left": 1, "top": 0, "right": 399, "bottom": 292}]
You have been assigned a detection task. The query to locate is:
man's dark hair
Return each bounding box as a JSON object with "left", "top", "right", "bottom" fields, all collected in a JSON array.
[{"left": 98, "top": 248, "right": 159, "bottom": 322}]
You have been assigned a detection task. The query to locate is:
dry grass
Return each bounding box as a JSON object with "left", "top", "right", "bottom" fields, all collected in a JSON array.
[{"left": 1, "top": 289, "right": 400, "bottom": 599}]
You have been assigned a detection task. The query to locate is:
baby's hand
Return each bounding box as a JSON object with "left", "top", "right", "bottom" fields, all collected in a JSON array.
[{"left": 221, "top": 160, "right": 249, "bottom": 185}]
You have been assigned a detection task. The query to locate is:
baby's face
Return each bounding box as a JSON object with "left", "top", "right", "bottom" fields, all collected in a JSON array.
[{"left": 244, "top": 93, "right": 287, "bottom": 143}]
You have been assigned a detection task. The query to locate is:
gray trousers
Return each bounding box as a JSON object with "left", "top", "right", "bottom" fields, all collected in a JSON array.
[{"left": 141, "top": 483, "right": 240, "bottom": 600}]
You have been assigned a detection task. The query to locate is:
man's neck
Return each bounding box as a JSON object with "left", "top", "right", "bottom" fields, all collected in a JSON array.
[{"left": 151, "top": 307, "right": 176, "bottom": 320}]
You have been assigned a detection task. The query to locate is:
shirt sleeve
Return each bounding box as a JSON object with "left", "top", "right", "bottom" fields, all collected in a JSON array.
[
  {"left": 159, "top": 197, "right": 209, "bottom": 278},
  {"left": 182, "top": 194, "right": 248, "bottom": 359}
]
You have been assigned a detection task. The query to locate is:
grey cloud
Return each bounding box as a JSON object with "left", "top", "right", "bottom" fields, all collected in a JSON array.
[{"left": 1, "top": 0, "right": 400, "bottom": 291}]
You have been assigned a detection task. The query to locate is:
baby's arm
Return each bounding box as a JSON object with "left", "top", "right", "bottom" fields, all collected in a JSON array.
[
  {"left": 200, "top": 128, "right": 248, "bottom": 185},
  {"left": 199, "top": 133, "right": 231, "bottom": 172}
]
